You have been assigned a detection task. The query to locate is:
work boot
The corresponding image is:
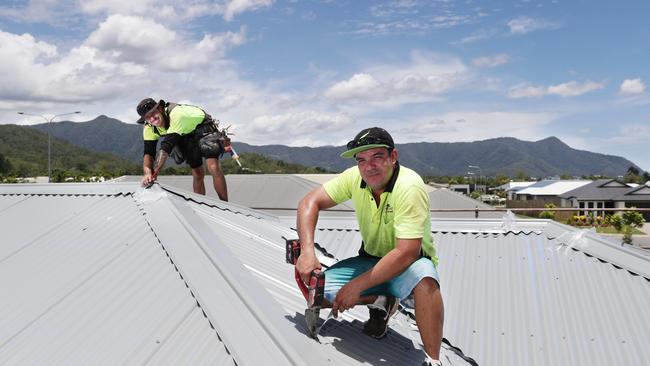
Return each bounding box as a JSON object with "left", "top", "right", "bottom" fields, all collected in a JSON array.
[
  {"left": 422, "top": 361, "right": 442, "bottom": 366},
  {"left": 362, "top": 295, "right": 398, "bottom": 339}
]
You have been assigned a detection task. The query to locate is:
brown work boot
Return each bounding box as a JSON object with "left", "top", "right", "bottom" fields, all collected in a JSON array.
[{"left": 362, "top": 295, "right": 398, "bottom": 339}]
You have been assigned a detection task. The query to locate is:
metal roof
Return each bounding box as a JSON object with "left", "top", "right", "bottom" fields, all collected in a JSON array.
[
  {"left": 0, "top": 183, "right": 472, "bottom": 366},
  {"left": 429, "top": 189, "right": 501, "bottom": 219},
  {"left": 310, "top": 219, "right": 650, "bottom": 366},
  {"left": 496, "top": 181, "right": 536, "bottom": 191},
  {"left": 0, "top": 183, "right": 328, "bottom": 366},
  {"left": 3, "top": 182, "right": 647, "bottom": 366},
  {"left": 516, "top": 180, "right": 592, "bottom": 196},
  {"left": 114, "top": 174, "right": 356, "bottom": 216},
  {"left": 115, "top": 175, "right": 494, "bottom": 219}
]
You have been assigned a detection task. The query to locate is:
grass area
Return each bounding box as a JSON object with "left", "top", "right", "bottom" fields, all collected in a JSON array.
[{"left": 595, "top": 226, "right": 645, "bottom": 235}]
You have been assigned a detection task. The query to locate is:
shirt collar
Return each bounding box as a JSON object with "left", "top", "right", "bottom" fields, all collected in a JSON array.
[{"left": 360, "top": 161, "right": 400, "bottom": 193}]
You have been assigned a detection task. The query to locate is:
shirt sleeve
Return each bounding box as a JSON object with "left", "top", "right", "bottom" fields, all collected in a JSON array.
[
  {"left": 323, "top": 167, "right": 356, "bottom": 204},
  {"left": 159, "top": 133, "right": 181, "bottom": 154},
  {"left": 143, "top": 140, "right": 157, "bottom": 157},
  {"left": 393, "top": 184, "right": 429, "bottom": 239}
]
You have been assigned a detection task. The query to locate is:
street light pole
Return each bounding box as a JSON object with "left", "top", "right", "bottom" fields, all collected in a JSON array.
[
  {"left": 17, "top": 111, "right": 81, "bottom": 182},
  {"left": 468, "top": 165, "right": 482, "bottom": 192}
]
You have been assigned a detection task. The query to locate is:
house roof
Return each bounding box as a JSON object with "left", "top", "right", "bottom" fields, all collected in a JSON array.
[
  {"left": 516, "top": 180, "right": 592, "bottom": 196},
  {"left": 5, "top": 182, "right": 647, "bottom": 366},
  {"left": 559, "top": 179, "right": 630, "bottom": 200},
  {"left": 114, "top": 174, "right": 356, "bottom": 216},
  {"left": 429, "top": 188, "right": 502, "bottom": 219},
  {"left": 310, "top": 217, "right": 650, "bottom": 366},
  {"left": 612, "top": 184, "right": 650, "bottom": 202},
  {"left": 115, "top": 175, "right": 491, "bottom": 219},
  {"left": 0, "top": 182, "right": 473, "bottom": 365},
  {"left": 559, "top": 179, "right": 650, "bottom": 202},
  {"left": 496, "top": 181, "right": 536, "bottom": 191}
]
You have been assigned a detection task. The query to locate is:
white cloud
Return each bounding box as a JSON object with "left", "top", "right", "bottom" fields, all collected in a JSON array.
[
  {"left": 323, "top": 51, "right": 467, "bottom": 105},
  {"left": 507, "top": 16, "right": 560, "bottom": 35},
  {"left": 223, "top": 0, "right": 274, "bottom": 21},
  {"left": 393, "top": 111, "right": 556, "bottom": 143},
  {"left": 472, "top": 54, "right": 509, "bottom": 68},
  {"left": 547, "top": 81, "right": 605, "bottom": 97},
  {"left": 507, "top": 84, "right": 547, "bottom": 99},
  {"left": 619, "top": 78, "right": 646, "bottom": 95},
  {"left": 0, "top": 13, "right": 246, "bottom": 107},
  {"left": 508, "top": 80, "right": 605, "bottom": 98},
  {"left": 455, "top": 28, "right": 498, "bottom": 44},
  {"left": 324, "top": 73, "right": 381, "bottom": 100},
  {"left": 243, "top": 111, "right": 354, "bottom": 145},
  {"left": 0, "top": 0, "right": 272, "bottom": 23},
  {"left": 85, "top": 15, "right": 246, "bottom": 70}
]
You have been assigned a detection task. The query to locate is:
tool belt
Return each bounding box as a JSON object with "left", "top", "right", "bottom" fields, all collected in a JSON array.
[{"left": 194, "top": 117, "right": 230, "bottom": 157}]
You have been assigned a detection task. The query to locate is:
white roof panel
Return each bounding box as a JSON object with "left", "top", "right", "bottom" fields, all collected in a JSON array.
[{"left": 517, "top": 180, "right": 592, "bottom": 196}]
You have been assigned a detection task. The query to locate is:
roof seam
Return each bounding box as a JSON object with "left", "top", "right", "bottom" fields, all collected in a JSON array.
[
  {"left": 130, "top": 193, "right": 235, "bottom": 361},
  {"left": 160, "top": 185, "right": 266, "bottom": 220}
]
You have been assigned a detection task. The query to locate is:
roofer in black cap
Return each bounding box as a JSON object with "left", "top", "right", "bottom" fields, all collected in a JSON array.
[{"left": 136, "top": 97, "right": 228, "bottom": 200}]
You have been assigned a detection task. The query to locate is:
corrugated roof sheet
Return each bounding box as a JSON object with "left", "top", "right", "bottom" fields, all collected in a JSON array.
[
  {"left": 0, "top": 183, "right": 329, "bottom": 366},
  {"left": 429, "top": 189, "right": 502, "bottom": 219},
  {"left": 115, "top": 175, "right": 496, "bottom": 219},
  {"left": 3, "top": 182, "right": 648, "bottom": 366},
  {"left": 309, "top": 220, "right": 650, "bottom": 366},
  {"left": 517, "top": 180, "right": 592, "bottom": 196},
  {"left": 114, "top": 174, "right": 356, "bottom": 216}
]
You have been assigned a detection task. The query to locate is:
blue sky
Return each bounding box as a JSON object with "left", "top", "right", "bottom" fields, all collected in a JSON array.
[{"left": 2, "top": 0, "right": 649, "bottom": 171}]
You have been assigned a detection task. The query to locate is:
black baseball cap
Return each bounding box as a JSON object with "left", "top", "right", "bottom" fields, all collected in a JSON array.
[
  {"left": 341, "top": 127, "right": 395, "bottom": 158},
  {"left": 136, "top": 98, "right": 160, "bottom": 124}
]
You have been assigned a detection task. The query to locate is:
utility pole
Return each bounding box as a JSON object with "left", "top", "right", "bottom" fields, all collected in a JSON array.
[
  {"left": 468, "top": 165, "right": 482, "bottom": 193},
  {"left": 17, "top": 111, "right": 81, "bottom": 182}
]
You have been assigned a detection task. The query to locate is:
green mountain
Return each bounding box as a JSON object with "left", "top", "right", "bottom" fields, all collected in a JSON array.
[
  {"left": 232, "top": 137, "right": 639, "bottom": 177},
  {"left": 0, "top": 124, "right": 139, "bottom": 178},
  {"left": 27, "top": 116, "right": 640, "bottom": 177}
]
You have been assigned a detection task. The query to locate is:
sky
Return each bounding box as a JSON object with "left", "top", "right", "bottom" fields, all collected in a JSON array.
[{"left": 2, "top": 0, "right": 649, "bottom": 171}]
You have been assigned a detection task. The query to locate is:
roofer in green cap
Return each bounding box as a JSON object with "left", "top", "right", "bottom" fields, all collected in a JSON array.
[
  {"left": 295, "top": 127, "right": 444, "bottom": 366},
  {"left": 136, "top": 98, "right": 228, "bottom": 201}
]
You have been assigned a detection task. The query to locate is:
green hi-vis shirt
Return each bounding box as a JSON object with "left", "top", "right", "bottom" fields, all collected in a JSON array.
[
  {"left": 143, "top": 104, "right": 206, "bottom": 141},
  {"left": 324, "top": 164, "right": 438, "bottom": 267}
]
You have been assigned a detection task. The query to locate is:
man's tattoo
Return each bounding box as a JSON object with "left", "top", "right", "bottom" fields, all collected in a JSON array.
[{"left": 154, "top": 149, "right": 169, "bottom": 172}]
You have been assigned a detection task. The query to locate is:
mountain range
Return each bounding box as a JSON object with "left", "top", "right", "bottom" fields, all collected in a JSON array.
[{"left": 27, "top": 115, "right": 640, "bottom": 177}]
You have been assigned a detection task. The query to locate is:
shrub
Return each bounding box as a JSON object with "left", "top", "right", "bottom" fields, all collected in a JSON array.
[
  {"left": 622, "top": 210, "right": 645, "bottom": 228},
  {"left": 610, "top": 215, "right": 623, "bottom": 231}
]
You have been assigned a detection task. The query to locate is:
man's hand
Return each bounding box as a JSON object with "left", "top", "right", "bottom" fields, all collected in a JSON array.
[
  {"left": 296, "top": 252, "right": 321, "bottom": 285},
  {"left": 141, "top": 173, "right": 155, "bottom": 186},
  {"left": 332, "top": 281, "right": 362, "bottom": 318}
]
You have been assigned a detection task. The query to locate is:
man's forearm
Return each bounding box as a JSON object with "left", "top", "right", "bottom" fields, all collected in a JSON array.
[
  {"left": 352, "top": 244, "right": 421, "bottom": 292},
  {"left": 143, "top": 155, "right": 154, "bottom": 175},
  {"left": 296, "top": 195, "right": 319, "bottom": 254},
  {"left": 153, "top": 149, "right": 169, "bottom": 174}
]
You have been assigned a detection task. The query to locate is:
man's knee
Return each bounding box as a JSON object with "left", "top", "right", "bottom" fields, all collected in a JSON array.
[
  {"left": 206, "top": 158, "right": 223, "bottom": 175},
  {"left": 192, "top": 166, "right": 205, "bottom": 179},
  {"left": 414, "top": 276, "right": 440, "bottom": 296}
]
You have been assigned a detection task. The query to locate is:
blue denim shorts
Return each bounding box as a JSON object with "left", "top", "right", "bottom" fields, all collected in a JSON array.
[{"left": 323, "top": 256, "right": 440, "bottom": 308}]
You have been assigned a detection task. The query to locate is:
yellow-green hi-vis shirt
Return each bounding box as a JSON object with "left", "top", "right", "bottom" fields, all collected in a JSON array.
[
  {"left": 324, "top": 163, "right": 438, "bottom": 267},
  {"left": 142, "top": 104, "right": 205, "bottom": 141}
]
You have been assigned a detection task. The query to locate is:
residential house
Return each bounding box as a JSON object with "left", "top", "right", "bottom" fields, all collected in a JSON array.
[
  {"left": 494, "top": 181, "right": 536, "bottom": 200},
  {"left": 560, "top": 179, "right": 650, "bottom": 221}
]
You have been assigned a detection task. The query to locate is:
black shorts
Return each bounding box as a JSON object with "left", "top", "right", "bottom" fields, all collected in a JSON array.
[{"left": 176, "top": 134, "right": 204, "bottom": 169}]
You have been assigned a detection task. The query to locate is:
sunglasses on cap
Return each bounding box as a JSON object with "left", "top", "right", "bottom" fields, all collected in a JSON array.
[{"left": 346, "top": 135, "right": 392, "bottom": 150}]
